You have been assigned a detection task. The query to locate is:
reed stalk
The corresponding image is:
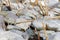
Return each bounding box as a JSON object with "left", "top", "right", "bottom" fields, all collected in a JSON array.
[
  {"left": 16, "top": 19, "right": 34, "bottom": 24},
  {"left": 35, "top": 0, "right": 38, "bottom": 5},
  {"left": 44, "top": 0, "right": 48, "bottom": 16},
  {"left": 38, "top": 31, "right": 40, "bottom": 40},
  {"left": 8, "top": 0, "right": 11, "bottom": 6},
  {"left": 42, "top": 22, "right": 48, "bottom": 40}
]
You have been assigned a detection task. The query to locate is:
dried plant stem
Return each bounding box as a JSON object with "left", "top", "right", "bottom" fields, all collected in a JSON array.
[
  {"left": 39, "top": 0, "right": 49, "bottom": 16},
  {"left": 0, "top": 2, "right": 2, "bottom": 12},
  {"left": 39, "top": 1, "right": 45, "bottom": 15},
  {"left": 59, "top": 0, "right": 60, "bottom": 2},
  {"left": 44, "top": 0, "right": 48, "bottom": 16},
  {"left": 16, "top": 9, "right": 21, "bottom": 16},
  {"left": 38, "top": 31, "right": 40, "bottom": 40},
  {"left": 49, "top": 16, "right": 60, "bottom": 20},
  {"left": 16, "top": 0, "right": 20, "bottom": 8},
  {"left": 8, "top": 0, "right": 11, "bottom": 6},
  {"left": 16, "top": 0, "right": 19, "bottom": 4},
  {"left": 16, "top": 19, "right": 34, "bottom": 24},
  {"left": 34, "top": 28, "right": 37, "bottom": 32},
  {"left": 39, "top": 1, "right": 43, "bottom": 10},
  {"left": 16, "top": 0, "right": 22, "bottom": 15},
  {"left": 4, "top": 0, "right": 8, "bottom": 4},
  {"left": 35, "top": 0, "right": 38, "bottom": 5},
  {"left": 42, "top": 22, "right": 48, "bottom": 40},
  {"left": 31, "top": 2, "right": 35, "bottom": 8}
]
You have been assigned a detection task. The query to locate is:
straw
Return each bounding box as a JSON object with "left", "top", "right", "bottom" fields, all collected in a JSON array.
[
  {"left": 39, "top": 1, "right": 45, "bottom": 16},
  {"left": 16, "top": 19, "right": 35, "bottom": 24},
  {"left": 42, "top": 22, "right": 48, "bottom": 40},
  {"left": 0, "top": 0, "right": 2, "bottom": 12},
  {"left": 38, "top": 31, "right": 40, "bottom": 40},
  {"left": 34, "top": 28, "right": 40, "bottom": 40},
  {"left": 59, "top": 0, "right": 60, "bottom": 2},
  {"left": 34, "top": 28, "right": 37, "bottom": 32},
  {"left": 35, "top": 0, "right": 38, "bottom": 5},
  {"left": 3, "top": 0, "right": 8, "bottom": 4},
  {"left": 16, "top": 0, "right": 19, "bottom": 4},
  {"left": 49, "top": 16, "right": 60, "bottom": 19},
  {"left": 16, "top": 0, "right": 21, "bottom": 15},
  {"left": 7, "top": 0, "right": 11, "bottom": 6},
  {"left": 30, "top": 0, "right": 34, "bottom": 8},
  {"left": 44, "top": 0, "right": 49, "bottom": 16}
]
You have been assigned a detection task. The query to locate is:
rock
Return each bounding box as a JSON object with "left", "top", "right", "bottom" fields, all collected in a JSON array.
[
  {"left": 47, "top": 0, "right": 58, "bottom": 7},
  {"left": 28, "top": 34, "right": 43, "bottom": 40},
  {"left": 16, "top": 8, "right": 40, "bottom": 19},
  {"left": 45, "top": 20, "right": 60, "bottom": 30},
  {"left": 7, "top": 25, "right": 21, "bottom": 30},
  {"left": 40, "top": 30, "right": 56, "bottom": 40},
  {"left": 32, "top": 19, "right": 46, "bottom": 30},
  {"left": 1, "top": 4, "right": 12, "bottom": 11},
  {"left": 48, "top": 11, "right": 58, "bottom": 17},
  {"left": 9, "top": 30, "right": 29, "bottom": 40},
  {"left": 52, "top": 8, "right": 60, "bottom": 13},
  {"left": 0, "top": 11, "right": 8, "bottom": 17},
  {"left": 26, "top": 28, "right": 34, "bottom": 36},
  {"left": 5, "top": 12, "right": 18, "bottom": 24},
  {"left": 0, "top": 15, "right": 6, "bottom": 31},
  {"left": 11, "top": 3, "right": 24, "bottom": 10},
  {"left": 53, "top": 32, "right": 60, "bottom": 40},
  {"left": 16, "top": 18, "right": 31, "bottom": 30},
  {"left": 0, "top": 31, "right": 25, "bottom": 40}
]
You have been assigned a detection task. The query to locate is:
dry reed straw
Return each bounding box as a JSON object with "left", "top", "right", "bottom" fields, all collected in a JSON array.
[
  {"left": 7, "top": 0, "right": 11, "bottom": 6},
  {"left": 35, "top": 0, "right": 38, "bottom": 5},
  {"left": 44, "top": 0, "right": 49, "bottom": 16},
  {"left": 16, "top": 19, "right": 35, "bottom": 24},
  {"left": 42, "top": 22, "right": 48, "bottom": 40},
  {"left": 38, "top": 31, "right": 40, "bottom": 40}
]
